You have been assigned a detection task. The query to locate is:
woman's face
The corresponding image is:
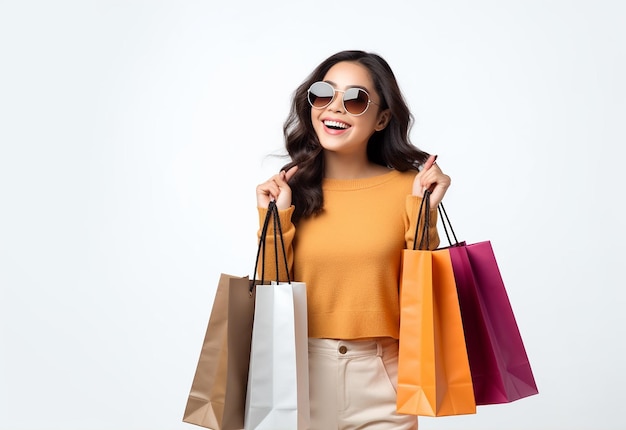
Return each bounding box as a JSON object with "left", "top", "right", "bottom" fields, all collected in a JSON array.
[{"left": 310, "top": 61, "right": 389, "bottom": 157}]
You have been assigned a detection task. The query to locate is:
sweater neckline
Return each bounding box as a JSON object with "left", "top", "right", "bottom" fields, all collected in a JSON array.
[{"left": 322, "top": 170, "right": 402, "bottom": 191}]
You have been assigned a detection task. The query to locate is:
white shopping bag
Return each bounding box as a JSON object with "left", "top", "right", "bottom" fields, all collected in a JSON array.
[{"left": 244, "top": 281, "right": 310, "bottom": 430}]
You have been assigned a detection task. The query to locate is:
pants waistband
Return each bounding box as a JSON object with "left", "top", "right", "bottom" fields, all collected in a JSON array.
[{"left": 308, "top": 338, "right": 398, "bottom": 358}]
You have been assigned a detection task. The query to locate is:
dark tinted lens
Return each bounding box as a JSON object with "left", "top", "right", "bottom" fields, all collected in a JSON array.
[
  {"left": 308, "top": 82, "right": 334, "bottom": 108},
  {"left": 343, "top": 88, "right": 369, "bottom": 115}
]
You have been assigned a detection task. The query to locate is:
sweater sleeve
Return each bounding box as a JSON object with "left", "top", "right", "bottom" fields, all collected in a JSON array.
[
  {"left": 256, "top": 205, "right": 296, "bottom": 283},
  {"left": 404, "top": 195, "right": 440, "bottom": 250}
]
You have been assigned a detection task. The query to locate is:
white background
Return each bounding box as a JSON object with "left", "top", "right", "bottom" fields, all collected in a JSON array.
[{"left": 1, "top": 1, "right": 624, "bottom": 429}]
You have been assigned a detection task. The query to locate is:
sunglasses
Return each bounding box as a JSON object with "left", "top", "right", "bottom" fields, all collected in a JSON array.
[{"left": 307, "top": 81, "right": 379, "bottom": 116}]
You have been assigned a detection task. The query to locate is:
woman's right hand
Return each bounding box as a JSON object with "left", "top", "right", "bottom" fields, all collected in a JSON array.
[{"left": 256, "top": 165, "right": 298, "bottom": 210}]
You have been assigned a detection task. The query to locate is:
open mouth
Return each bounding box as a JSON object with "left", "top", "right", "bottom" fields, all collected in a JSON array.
[{"left": 323, "top": 120, "right": 350, "bottom": 130}]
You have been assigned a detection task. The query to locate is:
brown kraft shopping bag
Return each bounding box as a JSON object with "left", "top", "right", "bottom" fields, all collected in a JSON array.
[
  {"left": 183, "top": 273, "right": 256, "bottom": 429},
  {"left": 184, "top": 200, "right": 277, "bottom": 428}
]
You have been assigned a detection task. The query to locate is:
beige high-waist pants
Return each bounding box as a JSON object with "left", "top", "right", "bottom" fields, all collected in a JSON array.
[{"left": 308, "top": 338, "right": 418, "bottom": 430}]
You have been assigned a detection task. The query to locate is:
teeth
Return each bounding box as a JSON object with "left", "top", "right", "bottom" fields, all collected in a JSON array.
[{"left": 324, "top": 120, "right": 349, "bottom": 129}]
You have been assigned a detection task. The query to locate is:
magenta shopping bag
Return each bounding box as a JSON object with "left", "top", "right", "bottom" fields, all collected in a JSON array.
[
  {"left": 448, "top": 240, "right": 538, "bottom": 405},
  {"left": 436, "top": 204, "right": 538, "bottom": 405}
]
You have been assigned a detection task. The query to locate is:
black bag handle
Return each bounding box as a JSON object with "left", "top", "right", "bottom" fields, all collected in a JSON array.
[
  {"left": 412, "top": 190, "right": 460, "bottom": 250},
  {"left": 437, "top": 203, "right": 459, "bottom": 246},
  {"left": 250, "top": 201, "right": 291, "bottom": 294},
  {"left": 413, "top": 190, "right": 431, "bottom": 250},
  {"left": 251, "top": 200, "right": 274, "bottom": 294},
  {"left": 272, "top": 201, "right": 291, "bottom": 284}
]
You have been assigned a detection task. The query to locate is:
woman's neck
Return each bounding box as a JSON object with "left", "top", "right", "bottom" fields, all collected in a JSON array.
[{"left": 323, "top": 152, "right": 390, "bottom": 179}]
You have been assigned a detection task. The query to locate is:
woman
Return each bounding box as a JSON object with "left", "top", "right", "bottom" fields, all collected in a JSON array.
[{"left": 256, "top": 50, "right": 451, "bottom": 429}]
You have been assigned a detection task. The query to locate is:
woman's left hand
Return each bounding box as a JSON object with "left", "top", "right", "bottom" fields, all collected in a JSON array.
[{"left": 412, "top": 155, "right": 451, "bottom": 207}]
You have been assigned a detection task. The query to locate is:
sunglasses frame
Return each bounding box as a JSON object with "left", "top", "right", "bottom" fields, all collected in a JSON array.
[{"left": 307, "top": 81, "right": 379, "bottom": 116}]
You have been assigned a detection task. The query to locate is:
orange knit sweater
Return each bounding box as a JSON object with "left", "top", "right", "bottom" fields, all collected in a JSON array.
[{"left": 257, "top": 170, "right": 439, "bottom": 340}]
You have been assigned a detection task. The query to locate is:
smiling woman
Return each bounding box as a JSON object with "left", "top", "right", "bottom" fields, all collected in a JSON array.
[{"left": 254, "top": 50, "right": 451, "bottom": 429}]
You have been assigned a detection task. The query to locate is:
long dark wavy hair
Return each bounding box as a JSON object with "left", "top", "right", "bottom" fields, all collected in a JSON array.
[{"left": 282, "top": 50, "right": 429, "bottom": 223}]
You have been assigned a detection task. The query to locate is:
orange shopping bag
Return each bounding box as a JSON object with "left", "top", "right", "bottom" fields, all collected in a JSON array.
[{"left": 397, "top": 191, "right": 476, "bottom": 416}]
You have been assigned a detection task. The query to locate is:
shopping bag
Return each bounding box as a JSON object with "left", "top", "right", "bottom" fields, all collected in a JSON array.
[
  {"left": 245, "top": 281, "right": 309, "bottom": 429},
  {"left": 397, "top": 192, "right": 476, "bottom": 416},
  {"left": 447, "top": 238, "right": 538, "bottom": 404},
  {"left": 244, "top": 201, "right": 310, "bottom": 430},
  {"left": 182, "top": 273, "right": 255, "bottom": 429},
  {"left": 436, "top": 202, "right": 539, "bottom": 405},
  {"left": 183, "top": 202, "right": 277, "bottom": 429}
]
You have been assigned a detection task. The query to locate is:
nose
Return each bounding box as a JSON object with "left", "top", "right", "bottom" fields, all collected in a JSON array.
[{"left": 327, "top": 89, "right": 345, "bottom": 113}]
